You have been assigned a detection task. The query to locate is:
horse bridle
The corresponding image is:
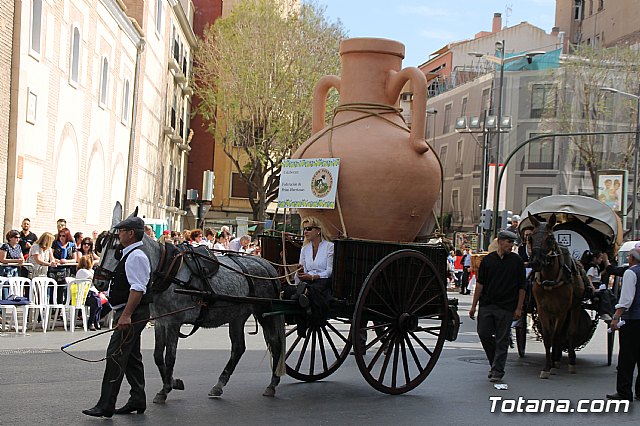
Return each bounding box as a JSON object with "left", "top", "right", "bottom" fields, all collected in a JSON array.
[
  {"left": 530, "top": 225, "right": 561, "bottom": 270},
  {"left": 94, "top": 231, "right": 121, "bottom": 281}
]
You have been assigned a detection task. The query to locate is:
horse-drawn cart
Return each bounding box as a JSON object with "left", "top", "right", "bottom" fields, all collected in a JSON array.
[
  {"left": 517, "top": 195, "right": 623, "bottom": 368},
  {"left": 260, "top": 233, "right": 460, "bottom": 394}
]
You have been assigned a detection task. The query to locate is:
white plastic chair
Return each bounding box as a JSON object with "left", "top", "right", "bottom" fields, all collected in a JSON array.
[
  {"left": 64, "top": 278, "right": 91, "bottom": 332},
  {"left": 0, "top": 278, "right": 20, "bottom": 333},
  {"left": 32, "top": 277, "right": 67, "bottom": 331},
  {"left": 7, "top": 277, "right": 33, "bottom": 334},
  {"left": 26, "top": 278, "right": 49, "bottom": 333}
]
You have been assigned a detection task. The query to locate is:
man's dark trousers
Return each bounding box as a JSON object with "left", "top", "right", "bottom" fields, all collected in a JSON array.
[
  {"left": 477, "top": 304, "right": 512, "bottom": 378},
  {"left": 616, "top": 319, "right": 640, "bottom": 399},
  {"left": 97, "top": 304, "right": 150, "bottom": 411}
]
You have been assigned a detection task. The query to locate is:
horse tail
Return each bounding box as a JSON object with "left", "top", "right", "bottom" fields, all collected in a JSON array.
[{"left": 274, "top": 314, "right": 286, "bottom": 377}]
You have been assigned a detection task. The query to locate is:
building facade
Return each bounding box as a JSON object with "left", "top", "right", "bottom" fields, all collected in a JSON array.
[
  {"left": 555, "top": 0, "right": 640, "bottom": 50},
  {"left": 4, "top": 0, "right": 196, "bottom": 237},
  {"left": 0, "top": 1, "right": 15, "bottom": 229},
  {"left": 5, "top": 0, "right": 142, "bottom": 236},
  {"left": 121, "top": 0, "right": 196, "bottom": 229}
]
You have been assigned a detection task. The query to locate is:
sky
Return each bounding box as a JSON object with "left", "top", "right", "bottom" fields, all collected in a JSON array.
[{"left": 312, "top": 0, "right": 557, "bottom": 67}]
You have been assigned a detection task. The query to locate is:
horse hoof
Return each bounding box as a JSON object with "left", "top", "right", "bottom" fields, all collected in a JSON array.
[
  {"left": 153, "top": 393, "right": 167, "bottom": 404},
  {"left": 262, "top": 387, "right": 276, "bottom": 397},
  {"left": 539, "top": 371, "right": 551, "bottom": 379},
  {"left": 208, "top": 386, "right": 223, "bottom": 398},
  {"left": 568, "top": 365, "right": 577, "bottom": 374},
  {"left": 173, "top": 378, "right": 185, "bottom": 390}
]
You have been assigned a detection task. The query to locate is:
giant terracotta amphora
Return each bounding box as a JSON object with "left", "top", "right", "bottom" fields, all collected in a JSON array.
[{"left": 292, "top": 38, "right": 441, "bottom": 242}]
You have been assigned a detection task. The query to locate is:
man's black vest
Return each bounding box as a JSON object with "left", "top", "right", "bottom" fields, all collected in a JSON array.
[{"left": 109, "top": 247, "right": 152, "bottom": 306}]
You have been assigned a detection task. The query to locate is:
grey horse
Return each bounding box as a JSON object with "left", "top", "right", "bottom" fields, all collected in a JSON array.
[{"left": 94, "top": 212, "right": 286, "bottom": 404}]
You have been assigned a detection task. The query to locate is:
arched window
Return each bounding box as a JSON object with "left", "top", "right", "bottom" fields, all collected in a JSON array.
[
  {"left": 70, "top": 27, "right": 80, "bottom": 84},
  {"left": 121, "top": 79, "right": 130, "bottom": 123},
  {"left": 99, "top": 57, "right": 109, "bottom": 107},
  {"left": 30, "top": 0, "right": 43, "bottom": 55}
]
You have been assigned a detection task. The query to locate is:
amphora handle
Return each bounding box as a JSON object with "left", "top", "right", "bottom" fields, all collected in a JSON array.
[
  {"left": 387, "top": 67, "right": 429, "bottom": 154},
  {"left": 312, "top": 75, "right": 341, "bottom": 134}
]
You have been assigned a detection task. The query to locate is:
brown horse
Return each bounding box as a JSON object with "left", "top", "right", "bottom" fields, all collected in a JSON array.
[{"left": 528, "top": 213, "right": 586, "bottom": 379}]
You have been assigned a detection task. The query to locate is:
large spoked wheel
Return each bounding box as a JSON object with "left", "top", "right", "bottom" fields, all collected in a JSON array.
[
  {"left": 285, "top": 316, "right": 352, "bottom": 381},
  {"left": 352, "top": 250, "right": 448, "bottom": 394}
]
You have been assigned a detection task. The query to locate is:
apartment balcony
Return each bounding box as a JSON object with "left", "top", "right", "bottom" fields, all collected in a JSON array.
[{"left": 182, "top": 84, "right": 193, "bottom": 96}]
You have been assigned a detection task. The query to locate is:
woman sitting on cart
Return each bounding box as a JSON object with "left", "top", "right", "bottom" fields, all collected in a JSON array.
[
  {"left": 580, "top": 249, "right": 615, "bottom": 321},
  {"left": 295, "top": 216, "right": 334, "bottom": 296},
  {"left": 284, "top": 216, "right": 334, "bottom": 336}
]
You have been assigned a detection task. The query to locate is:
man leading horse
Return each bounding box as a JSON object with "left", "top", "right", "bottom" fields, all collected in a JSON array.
[{"left": 83, "top": 216, "right": 151, "bottom": 418}]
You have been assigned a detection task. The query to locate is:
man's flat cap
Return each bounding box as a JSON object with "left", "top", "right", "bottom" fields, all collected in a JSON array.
[
  {"left": 114, "top": 216, "right": 145, "bottom": 231},
  {"left": 498, "top": 230, "right": 518, "bottom": 241}
]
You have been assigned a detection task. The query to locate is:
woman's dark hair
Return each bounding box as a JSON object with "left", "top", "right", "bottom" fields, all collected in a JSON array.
[
  {"left": 5, "top": 230, "right": 20, "bottom": 240},
  {"left": 580, "top": 249, "right": 601, "bottom": 268},
  {"left": 80, "top": 237, "right": 94, "bottom": 254},
  {"left": 455, "top": 249, "right": 462, "bottom": 256}
]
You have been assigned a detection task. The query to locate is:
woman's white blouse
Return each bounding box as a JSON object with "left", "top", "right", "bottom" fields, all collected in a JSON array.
[{"left": 297, "top": 240, "right": 334, "bottom": 283}]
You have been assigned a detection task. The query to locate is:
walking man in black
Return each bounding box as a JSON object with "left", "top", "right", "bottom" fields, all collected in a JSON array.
[
  {"left": 469, "top": 230, "right": 526, "bottom": 383},
  {"left": 83, "top": 216, "right": 151, "bottom": 417}
]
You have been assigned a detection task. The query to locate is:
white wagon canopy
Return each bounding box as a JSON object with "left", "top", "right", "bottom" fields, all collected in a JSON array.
[{"left": 519, "top": 195, "right": 623, "bottom": 255}]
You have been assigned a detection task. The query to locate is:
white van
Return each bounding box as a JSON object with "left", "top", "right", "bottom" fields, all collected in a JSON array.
[
  {"left": 617, "top": 240, "right": 640, "bottom": 267},
  {"left": 144, "top": 219, "right": 169, "bottom": 239}
]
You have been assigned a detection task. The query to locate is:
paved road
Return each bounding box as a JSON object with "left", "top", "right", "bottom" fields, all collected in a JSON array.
[{"left": 1, "top": 294, "right": 637, "bottom": 425}]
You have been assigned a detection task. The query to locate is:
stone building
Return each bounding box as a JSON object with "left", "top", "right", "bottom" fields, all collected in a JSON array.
[
  {"left": 0, "top": 1, "right": 14, "bottom": 229},
  {"left": 3, "top": 0, "right": 196, "bottom": 237},
  {"left": 5, "top": 0, "right": 142, "bottom": 236}
]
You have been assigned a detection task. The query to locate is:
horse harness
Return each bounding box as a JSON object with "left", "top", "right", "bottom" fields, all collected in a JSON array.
[
  {"left": 96, "top": 231, "right": 275, "bottom": 338},
  {"left": 531, "top": 227, "right": 583, "bottom": 298}
]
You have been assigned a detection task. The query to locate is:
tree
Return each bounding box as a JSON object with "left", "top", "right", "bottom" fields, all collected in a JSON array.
[
  {"left": 539, "top": 45, "right": 640, "bottom": 195},
  {"left": 194, "top": 0, "right": 346, "bottom": 223}
]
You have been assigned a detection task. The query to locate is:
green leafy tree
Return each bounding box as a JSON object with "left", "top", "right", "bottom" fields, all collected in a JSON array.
[
  {"left": 194, "top": 0, "right": 345, "bottom": 223},
  {"left": 540, "top": 45, "right": 640, "bottom": 194}
]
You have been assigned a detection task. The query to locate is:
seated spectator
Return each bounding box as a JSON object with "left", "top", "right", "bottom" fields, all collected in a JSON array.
[
  {"left": 78, "top": 237, "right": 100, "bottom": 262},
  {"left": 158, "top": 230, "right": 173, "bottom": 245},
  {"left": 205, "top": 228, "right": 216, "bottom": 246},
  {"left": 28, "top": 232, "right": 58, "bottom": 278},
  {"left": 144, "top": 225, "right": 156, "bottom": 239},
  {"left": 74, "top": 232, "right": 84, "bottom": 248},
  {"left": 212, "top": 231, "right": 230, "bottom": 255},
  {"left": 0, "top": 230, "right": 25, "bottom": 278},
  {"left": 50, "top": 227, "right": 78, "bottom": 303},
  {"left": 75, "top": 255, "right": 101, "bottom": 331},
  {"left": 229, "top": 235, "right": 251, "bottom": 253},
  {"left": 190, "top": 229, "right": 206, "bottom": 247}
]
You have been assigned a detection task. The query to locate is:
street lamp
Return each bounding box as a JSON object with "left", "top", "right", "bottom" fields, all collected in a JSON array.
[
  {"left": 601, "top": 86, "right": 640, "bottom": 239},
  {"left": 427, "top": 107, "right": 445, "bottom": 228},
  {"left": 469, "top": 41, "right": 544, "bottom": 237}
]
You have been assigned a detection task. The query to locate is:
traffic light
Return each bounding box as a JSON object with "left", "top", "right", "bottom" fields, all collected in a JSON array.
[
  {"left": 498, "top": 210, "right": 513, "bottom": 230},
  {"left": 479, "top": 209, "right": 493, "bottom": 230}
]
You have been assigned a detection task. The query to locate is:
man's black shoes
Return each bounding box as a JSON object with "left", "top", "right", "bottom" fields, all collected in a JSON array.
[
  {"left": 82, "top": 406, "right": 113, "bottom": 418},
  {"left": 114, "top": 401, "right": 146, "bottom": 414},
  {"left": 606, "top": 393, "right": 632, "bottom": 401}
]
